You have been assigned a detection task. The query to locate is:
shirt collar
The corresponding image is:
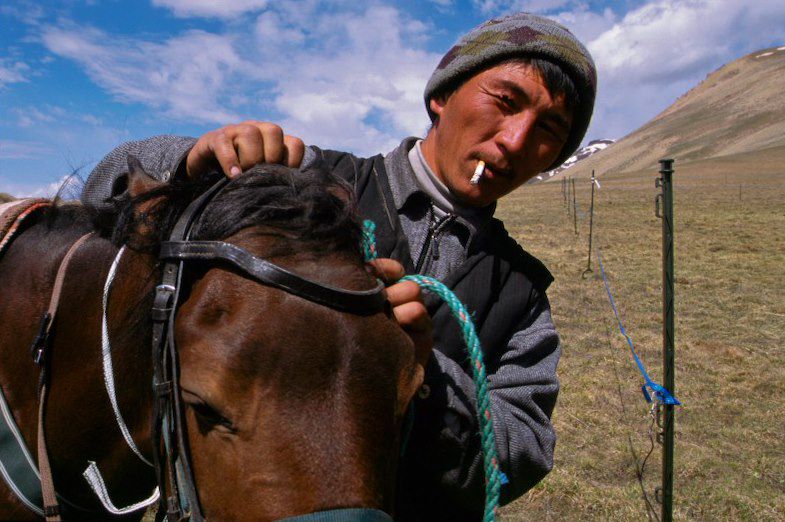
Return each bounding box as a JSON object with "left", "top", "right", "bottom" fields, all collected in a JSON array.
[{"left": 383, "top": 137, "right": 496, "bottom": 250}]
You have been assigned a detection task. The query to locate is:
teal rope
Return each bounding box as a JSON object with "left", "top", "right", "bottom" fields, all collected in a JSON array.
[
  {"left": 362, "top": 220, "right": 505, "bottom": 521},
  {"left": 361, "top": 219, "right": 378, "bottom": 262}
]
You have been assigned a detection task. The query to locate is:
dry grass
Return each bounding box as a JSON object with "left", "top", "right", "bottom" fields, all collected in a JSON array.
[{"left": 496, "top": 166, "right": 785, "bottom": 521}]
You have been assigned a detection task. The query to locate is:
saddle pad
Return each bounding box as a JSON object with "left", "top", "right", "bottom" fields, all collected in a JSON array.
[{"left": 0, "top": 199, "right": 50, "bottom": 258}]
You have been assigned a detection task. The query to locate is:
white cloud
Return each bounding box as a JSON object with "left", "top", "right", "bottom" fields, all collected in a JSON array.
[
  {"left": 0, "top": 139, "right": 51, "bottom": 160},
  {"left": 35, "top": 4, "right": 439, "bottom": 155},
  {"left": 32, "top": 174, "right": 83, "bottom": 199},
  {"left": 473, "top": 0, "right": 574, "bottom": 15},
  {"left": 571, "top": 0, "right": 785, "bottom": 140},
  {"left": 0, "top": 174, "right": 82, "bottom": 199},
  {"left": 458, "top": 0, "right": 785, "bottom": 142},
  {"left": 591, "top": 0, "right": 785, "bottom": 84},
  {"left": 553, "top": 7, "right": 617, "bottom": 43},
  {"left": 249, "top": 5, "right": 440, "bottom": 155},
  {"left": 41, "top": 25, "right": 244, "bottom": 123},
  {"left": 0, "top": 2, "right": 45, "bottom": 25},
  {"left": 151, "top": 0, "right": 269, "bottom": 19},
  {"left": 0, "top": 59, "right": 30, "bottom": 87},
  {"left": 14, "top": 106, "right": 55, "bottom": 127},
  {"left": 32, "top": 0, "right": 785, "bottom": 160},
  {"left": 14, "top": 105, "right": 104, "bottom": 129}
]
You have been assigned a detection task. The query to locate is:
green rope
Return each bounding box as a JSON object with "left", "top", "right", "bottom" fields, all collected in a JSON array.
[{"left": 362, "top": 220, "right": 505, "bottom": 521}]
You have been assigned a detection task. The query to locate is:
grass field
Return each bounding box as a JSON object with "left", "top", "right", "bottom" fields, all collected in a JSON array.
[{"left": 496, "top": 165, "right": 785, "bottom": 520}]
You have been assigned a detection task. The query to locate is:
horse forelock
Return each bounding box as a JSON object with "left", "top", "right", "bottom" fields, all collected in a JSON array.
[
  {"left": 193, "top": 164, "right": 364, "bottom": 259},
  {"left": 112, "top": 163, "right": 364, "bottom": 262}
]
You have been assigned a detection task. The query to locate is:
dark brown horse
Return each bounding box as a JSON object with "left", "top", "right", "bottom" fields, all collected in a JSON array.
[{"left": 0, "top": 162, "right": 422, "bottom": 520}]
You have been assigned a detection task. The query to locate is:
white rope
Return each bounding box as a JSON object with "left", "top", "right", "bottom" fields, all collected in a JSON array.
[
  {"left": 101, "top": 246, "right": 153, "bottom": 466},
  {"left": 83, "top": 461, "right": 159, "bottom": 515}
]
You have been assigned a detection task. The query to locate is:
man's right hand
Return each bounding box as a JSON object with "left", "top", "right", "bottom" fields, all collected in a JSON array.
[{"left": 186, "top": 121, "right": 305, "bottom": 179}]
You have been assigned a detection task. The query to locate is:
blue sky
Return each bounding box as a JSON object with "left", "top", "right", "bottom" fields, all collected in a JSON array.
[{"left": 2, "top": 0, "right": 785, "bottom": 196}]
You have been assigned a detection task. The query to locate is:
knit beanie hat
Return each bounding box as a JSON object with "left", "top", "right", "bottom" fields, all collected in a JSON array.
[{"left": 424, "top": 13, "right": 597, "bottom": 170}]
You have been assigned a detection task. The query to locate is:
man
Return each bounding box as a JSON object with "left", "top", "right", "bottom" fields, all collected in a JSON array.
[{"left": 83, "top": 13, "right": 596, "bottom": 520}]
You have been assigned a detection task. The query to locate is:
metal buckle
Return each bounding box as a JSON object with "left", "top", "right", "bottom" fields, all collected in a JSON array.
[
  {"left": 30, "top": 312, "right": 52, "bottom": 366},
  {"left": 152, "top": 285, "right": 177, "bottom": 322}
]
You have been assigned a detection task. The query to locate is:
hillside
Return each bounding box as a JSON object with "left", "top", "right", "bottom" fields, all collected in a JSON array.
[
  {"left": 0, "top": 193, "right": 14, "bottom": 203},
  {"left": 564, "top": 45, "right": 785, "bottom": 178}
]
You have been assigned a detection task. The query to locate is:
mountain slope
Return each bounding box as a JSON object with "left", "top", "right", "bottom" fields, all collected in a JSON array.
[{"left": 564, "top": 45, "right": 785, "bottom": 178}]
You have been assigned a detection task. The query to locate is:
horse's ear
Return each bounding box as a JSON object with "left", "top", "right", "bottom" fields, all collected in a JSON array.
[{"left": 127, "top": 155, "right": 165, "bottom": 198}]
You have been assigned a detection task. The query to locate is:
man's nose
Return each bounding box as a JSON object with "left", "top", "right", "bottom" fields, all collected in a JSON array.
[{"left": 496, "top": 113, "right": 535, "bottom": 157}]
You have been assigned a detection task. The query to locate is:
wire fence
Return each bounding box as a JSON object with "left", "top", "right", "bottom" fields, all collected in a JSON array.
[{"left": 561, "top": 171, "right": 681, "bottom": 522}]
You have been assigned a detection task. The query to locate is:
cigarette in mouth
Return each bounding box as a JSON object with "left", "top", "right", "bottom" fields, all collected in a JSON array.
[{"left": 470, "top": 160, "right": 485, "bottom": 185}]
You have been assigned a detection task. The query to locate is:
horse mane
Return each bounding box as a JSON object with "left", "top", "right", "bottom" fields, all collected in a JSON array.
[{"left": 112, "top": 163, "right": 364, "bottom": 260}]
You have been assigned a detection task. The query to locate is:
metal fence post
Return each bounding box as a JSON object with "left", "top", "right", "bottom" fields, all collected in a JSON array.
[
  {"left": 572, "top": 177, "right": 578, "bottom": 235},
  {"left": 582, "top": 171, "right": 596, "bottom": 277},
  {"left": 655, "top": 159, "right": 676, "bottom": 522},
  {"left": 563, "top": 176, "right": 567, "bottom": 207}
]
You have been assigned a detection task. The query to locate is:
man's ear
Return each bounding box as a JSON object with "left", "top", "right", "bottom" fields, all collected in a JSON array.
[
  {"left": 429, "top": 94, "right": 447, "bottom": 119},
  {"left": 127, "top": 155, "right": 165, "bottom": 199}
]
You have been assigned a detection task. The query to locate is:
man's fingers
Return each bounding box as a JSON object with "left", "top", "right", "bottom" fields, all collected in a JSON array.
[
  {"left": 386, "top": 280, "right": 423, "bottom": 308},
  {"left": 393, "top": 301, "right": 434, "bottom": 368},
  {"left": 369, "top": 258, "right": 406, "bottom": 284},
  {"left": 283, "top": 135, "right": 305, "bottom": 167},
  {"left": 186, "top": 121, "right": 305, "bottom": 179},
  {"left": 187, "top": 130, "right": 240, "bottom": 179},
  {"left": 210, "top": 129, "right": 244, "bottom": 178},
  {"left": 393, "top": 301, "right": 430, "bottom": 332},
  {"left": 366, "top": 259, "right": 434, "bottom": 367},
  {"left": 258, "top": 123, "right": 285, "bottom": 165},
  {"left": 234, "top": 124, "right": 265, "bottom": 172}
]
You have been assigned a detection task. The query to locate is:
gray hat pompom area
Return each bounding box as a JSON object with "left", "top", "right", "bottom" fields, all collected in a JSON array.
[{"left": 424, "top": 13, "right": 597, "bottom": 171}]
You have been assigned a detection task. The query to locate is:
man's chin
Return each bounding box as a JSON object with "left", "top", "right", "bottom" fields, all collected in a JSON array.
[{"left": 456, "top": 186, "right": 497, "bottom": 209}]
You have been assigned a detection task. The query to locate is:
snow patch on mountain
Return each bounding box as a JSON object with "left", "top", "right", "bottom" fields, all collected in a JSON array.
[
  {"left": 756, "top": 46, "right": 785, "bottom": 58},
  {"left": 533, "top": 139, "right": 615, "bottom": 181}
]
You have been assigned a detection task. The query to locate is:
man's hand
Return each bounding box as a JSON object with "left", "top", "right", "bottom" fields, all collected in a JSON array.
[
  {"left": 186, "top": 121, "right": 305, "bottom": 179},
  {"left": 370, "top": 259, "right": 434, "bottom": 368}
]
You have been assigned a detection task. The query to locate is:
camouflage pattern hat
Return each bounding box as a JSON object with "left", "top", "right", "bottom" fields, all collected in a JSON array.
[{"left": 424, "top": 13, "right": 597, "bottom": 170}]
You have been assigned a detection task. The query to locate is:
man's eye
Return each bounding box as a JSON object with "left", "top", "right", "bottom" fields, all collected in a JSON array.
[
  {"left": 495, "top": 94, "right": 516, "bottom": 109},
  {"left": 539, "top": 121, "right": 566, "bottom": 142}
]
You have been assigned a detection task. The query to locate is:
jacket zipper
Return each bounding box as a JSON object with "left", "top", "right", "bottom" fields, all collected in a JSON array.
[{"left": 415, "top": 207, "right": 456, "bottom": 274}]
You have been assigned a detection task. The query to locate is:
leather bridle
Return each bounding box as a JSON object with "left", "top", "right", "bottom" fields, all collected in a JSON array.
[{"left": 149, "top": 178, "right": 388, "bottom": 521}]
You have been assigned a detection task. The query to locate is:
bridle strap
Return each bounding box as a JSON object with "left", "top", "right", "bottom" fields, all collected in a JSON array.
[
  {"left": 34, "top": 231, "right": 95, "bottom": 521},
  {"left": 151, "top": 179, "right": 230, "bottom": 521},
  {"left": 160, "top": 241, "right": 387, "bottom": 315}
]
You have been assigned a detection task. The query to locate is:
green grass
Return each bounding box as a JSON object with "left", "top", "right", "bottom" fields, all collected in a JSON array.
[{"left": 496, "top": 169, "right": 785, "bottom": 520}]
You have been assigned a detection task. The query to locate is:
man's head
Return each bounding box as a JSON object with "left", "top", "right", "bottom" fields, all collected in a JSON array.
[{"left": 420, "top": 13, "right": 596, "bottom": 207}]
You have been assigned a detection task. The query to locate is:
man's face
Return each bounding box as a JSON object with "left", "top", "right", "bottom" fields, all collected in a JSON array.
[{"left": 422, "top": 61, "right": 573, "bottom": 208}]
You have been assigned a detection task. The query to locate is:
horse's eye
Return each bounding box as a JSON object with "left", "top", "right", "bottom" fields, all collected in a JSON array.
[{"left": 184, "top": 394, "right": 237, "bottom": 434}]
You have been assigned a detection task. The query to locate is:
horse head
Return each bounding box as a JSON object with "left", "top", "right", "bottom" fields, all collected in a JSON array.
[{"left": 125, "top": 160, "right": 423, "bottom": 519}]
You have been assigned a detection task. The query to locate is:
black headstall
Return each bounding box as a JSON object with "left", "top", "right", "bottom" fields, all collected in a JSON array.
[{"left": 149, "top": 177, "right": 388, "bottom": 521}]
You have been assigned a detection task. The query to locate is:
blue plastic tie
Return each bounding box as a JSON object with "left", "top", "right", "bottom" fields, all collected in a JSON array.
[{"left": 596, "top": 248, "right": 680, "bottom": 406}]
